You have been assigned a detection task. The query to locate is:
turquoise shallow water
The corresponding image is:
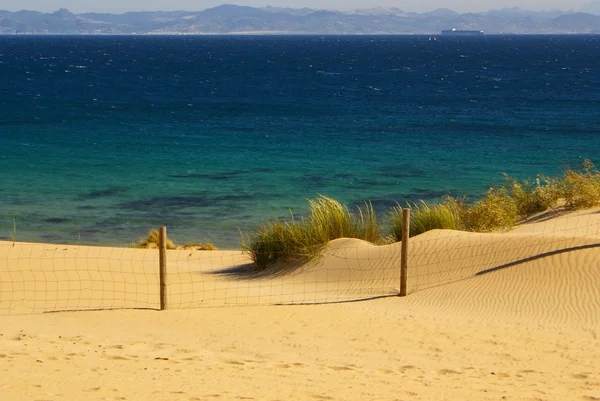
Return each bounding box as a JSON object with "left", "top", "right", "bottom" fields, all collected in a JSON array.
[{"left": 1, "top": 35, "right": 599, "bottom": 248}]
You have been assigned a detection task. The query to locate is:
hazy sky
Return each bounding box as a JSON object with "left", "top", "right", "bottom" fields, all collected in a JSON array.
[{"left": 1, "top": 0, "right": 590, "bottom": 14}]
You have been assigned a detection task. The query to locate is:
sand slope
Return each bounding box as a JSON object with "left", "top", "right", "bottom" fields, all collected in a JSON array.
[{"left": 1, "top": 208, "right": 599, "bottom": 400}]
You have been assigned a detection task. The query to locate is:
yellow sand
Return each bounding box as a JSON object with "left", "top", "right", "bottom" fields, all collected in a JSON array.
[{"left": 1, "top": 208, "right": 599, "bottom": 400}]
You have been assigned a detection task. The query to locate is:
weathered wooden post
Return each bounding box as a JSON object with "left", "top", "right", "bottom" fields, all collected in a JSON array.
[
  {"left": 400, "top": 208, "right": 410, "bottom": 297},
  {"left": 159, "top": 226, "right": 168, "bottom": 310}
]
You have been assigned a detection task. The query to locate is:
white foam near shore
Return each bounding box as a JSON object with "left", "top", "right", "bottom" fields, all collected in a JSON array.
[{"left": 1, "top": 208, "right": 599, "bottom": 400}]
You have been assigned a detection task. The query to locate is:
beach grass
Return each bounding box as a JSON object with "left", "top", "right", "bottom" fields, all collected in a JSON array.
[
  {"left": 562, "top": 159, "right": 600, "bottom": 209},
  {"left": 133, "top": 229, "right": 176, "bottom": 250},
  {"left": 462, "top": 186, "right": 518, "bottom": 232},
  {"left": 242, "top": 160, "right": 600, "bottom": 269},
  {"left": 391, "top": 159, "right": 600, "bottom": 237},
  {"left": 179, "top": 243, "right": 218, "bottom": 251},
  {"left": 390, "top": 197, "right": 462, "bottom": 241},
  {"left": 132, "top": 229, "right": 217, "bottom": 251},
  {"left": 501, "top": 173, "right": 562, "bottom": 218},
  {"left": 242, "top": 195, "right": 380, "bottom": 270}
]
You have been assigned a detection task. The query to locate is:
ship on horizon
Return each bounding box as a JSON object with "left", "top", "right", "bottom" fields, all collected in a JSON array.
[{"left": 441, "top": 28, "right": 484, "bottom": 35}]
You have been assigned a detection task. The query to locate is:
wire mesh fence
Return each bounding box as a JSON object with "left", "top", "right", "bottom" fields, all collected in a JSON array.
[
  {"left": 1, "top": 208, "right": 599, "bottom": 315},
  {"left": 167, "top": 240, "right": 402, "bottom": 309},
  {"left": 0, "top": 242, "right": 159, "bottom": 314},
  {"left": 408, "top": 208, "right": 600, "bottom": 293}
]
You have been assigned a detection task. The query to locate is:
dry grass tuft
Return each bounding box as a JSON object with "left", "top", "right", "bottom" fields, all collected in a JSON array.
[
  {"left": 133, "top": 229, "right": 176, "bottom": 250},
  {"left": 390, "top": 197, "right": 462, "bottom": 240},
  {"left": 180, "top": 243, "right": 218, "bottom": 251},
  {"left": 462, "top": 186, "right": 518, "bottom": 232},
  {"left": 242, "top": 159, "right": 600, "bottom": 267},
  {"left": 132, "top": 229, "right": 216, "bottom": 251},
  {"left": 242, "top": 195, "right": 380, "bottom": 270},
  {"left": 562, "top": 159, "right": 600, "bottom": 209}
]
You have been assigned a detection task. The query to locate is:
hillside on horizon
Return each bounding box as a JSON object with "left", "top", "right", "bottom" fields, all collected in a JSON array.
[{"left": 1, "top": 4, "right": 600, "bottom": 34}]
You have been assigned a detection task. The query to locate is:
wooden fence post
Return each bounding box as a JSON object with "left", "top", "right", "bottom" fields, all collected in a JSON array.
[
  {"left": 399, "top": 208, "right": 410, "bottom": 297},
  {"left": 159, "top": 226, "right": 168, "bottom": 310}
]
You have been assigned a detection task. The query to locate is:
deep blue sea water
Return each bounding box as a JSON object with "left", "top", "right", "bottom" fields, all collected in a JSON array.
[{"left": 1, "top": 35, "right": 599, "bottom": 248}]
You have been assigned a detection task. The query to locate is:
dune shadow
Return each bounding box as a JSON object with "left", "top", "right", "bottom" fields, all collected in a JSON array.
[
  {"left": 476, "top": 242, "right": 600, "bottom": 276},
  {"left": 208, "top": 259, "right": 311, "bottom": 280},
  {"left": 516, "top": 208, "right": 572, "bottom": 225}
]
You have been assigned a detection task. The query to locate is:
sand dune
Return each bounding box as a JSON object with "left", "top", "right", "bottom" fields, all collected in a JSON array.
[{"left": 1, "top": 208, "right": 599, "bottom": 400}]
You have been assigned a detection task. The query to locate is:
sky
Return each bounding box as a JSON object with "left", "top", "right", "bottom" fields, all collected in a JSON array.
[{"left": 0, "top": 0, "right": 591, "bottom": 14}]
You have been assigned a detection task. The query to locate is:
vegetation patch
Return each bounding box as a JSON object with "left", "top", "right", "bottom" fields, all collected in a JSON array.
[
  {"left": 132, "top": 229, "right": 216, "bottom": 251},
  {"left": 390, "top": 197, "right": 462, "bottom": 241},
  {"left": 242, "top": 195, "right": 380, "bottom": 270},
  {"left": 242, "top": 159, "right": 600, "bottom": 269},
  {"left": 562, "top": 159, "right": 600, "bottom": 209}
]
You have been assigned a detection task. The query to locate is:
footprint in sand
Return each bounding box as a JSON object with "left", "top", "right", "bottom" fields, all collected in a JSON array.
[
  {"left": 86, "top": 386, "right": 109, "bottom": 392},
  {"left": 399, "top": 365, "right": 418, "bottom": 373},
  {"left": 224, "top": 360, "right": 245, "bottom": 365},
  {"left": 274, "top": 362, "right": 304, "bottom": 369},
  {"left": 104, "top": 355, "right": 129, "bottom": 361},
  {"left": 437, "top": 369, "right": 461, "bottom": 375},
  {"left": 305, "top": 394, "right": 333, "bottom": 400},
  {"left": 329, "top": 365, "right": 354, "bottom": 371}
]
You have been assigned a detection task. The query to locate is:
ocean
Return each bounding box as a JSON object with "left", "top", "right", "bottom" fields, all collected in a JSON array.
[{"left": 1, "top": 34, "right": 599, "bottom": 248}]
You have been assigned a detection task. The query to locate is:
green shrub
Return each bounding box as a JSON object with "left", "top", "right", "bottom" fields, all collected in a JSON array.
[
  {"left": 180, "top": 243, "right": 218, "bottom": 251},
  {"left": 562, "top": 159, "right": 600, "bottom": 209},
  {"left": 242, "top": 219, "right": 316, "bottom": 268},
  {"left": 133, "top": 229, "right": 176, "bottom": 250},
  {"left": 307, "top": 196, "right": 380, "bottom": 244},
  {"left": 132, "top": 229, "right": 217, "bottom": 251},
  {"left": 463, "top": 187, "right": 518, "bottom": 232},
  {"left": 390, "top": 196, "right": 462, "bottom": 240},
  {"left": 501, "top": 174, "right": 561, "bottom": 218},
  {"left": 242, "top": 195, "right": 380, "bottom": 270},
  {"left": 242, "top": 160, "right": 600, "bottom": 267}
]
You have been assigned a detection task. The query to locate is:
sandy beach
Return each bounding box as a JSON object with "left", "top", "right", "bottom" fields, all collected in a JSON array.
[{"left": 1, "top": 208, "right": 599, "bottom": 400}]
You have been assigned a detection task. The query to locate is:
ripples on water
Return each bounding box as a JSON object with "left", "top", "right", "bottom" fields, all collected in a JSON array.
[{"left": 1, "top": 35, "right": 599, "bottom": 248}]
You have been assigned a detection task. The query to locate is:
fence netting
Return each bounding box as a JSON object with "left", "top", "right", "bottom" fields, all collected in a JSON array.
[
  {"left": 167, "top": 240, "right": 401, "bottom": 309},
  {"left": 1, "top": 208, "right": 599, "bottom": 315},
  {"left": 0, "top": 243, "right": 159, "bottom": 314},
  {"left": 408, "top": 208, "right": 600, "bottom": 293}
]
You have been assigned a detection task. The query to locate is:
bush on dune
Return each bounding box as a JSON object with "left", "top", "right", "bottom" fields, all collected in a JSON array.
[
  {"left": 448, "top": 159, "right": 599, "bottom": 233},
  {"left": 242, "top": 159, "right": 600, "bottom": 269},
  {"left": 132, "top": 229, "right": 216, "bottom": 251},
  {"left": 242, "top": 219, "right": 315, "bottom": 269},
  {"left": 390, "top": 196, "right": 462, "bottom": 241},
  {"left": 501, "top": 173, "right": 562, "bottom": 218},
  {"left": 133, "top": 229, "right": 176, "bottom": 250},
  {"left": 462, "top": 186, "right": 518, "bottom": 232},
  {"left": 562, "top": 159, "right": 600, "bottom": 209},
  {"left": 242, "top": 195, "right": 380, "bottom": 270},
  {"left": 307, "top": 196, "right": 380, "bottom": 244},
  {"left": 498, "top": 159, "right": 599, "bottom": 213}
]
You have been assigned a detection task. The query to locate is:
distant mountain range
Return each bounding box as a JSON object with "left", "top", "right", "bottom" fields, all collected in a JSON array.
[{"left": 1, "top": 3, "right": 600, "bottom": 35}]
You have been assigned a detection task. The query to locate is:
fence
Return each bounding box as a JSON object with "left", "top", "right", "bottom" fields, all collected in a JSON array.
[{"left": 1, "top": 208, "right": 600, "bottom": 315}]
